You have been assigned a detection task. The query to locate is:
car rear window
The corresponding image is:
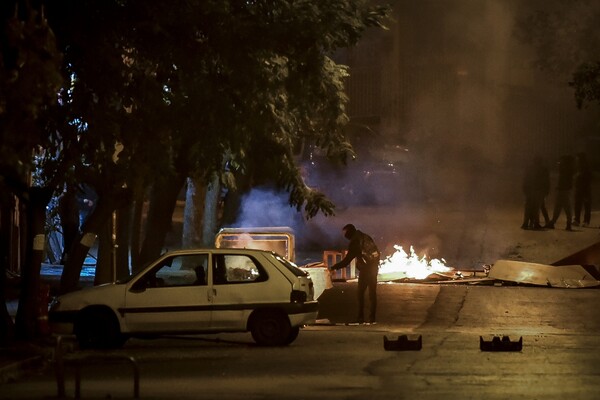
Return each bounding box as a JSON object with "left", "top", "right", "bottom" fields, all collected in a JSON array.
[
  {"left": 269, "top": 253, "right": 309, "bottom": 277},
  {"left": 212, "top": 254, "right": 267, "bottom": 284}
]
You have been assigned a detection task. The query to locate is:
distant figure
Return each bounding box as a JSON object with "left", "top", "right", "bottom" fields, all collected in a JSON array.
[
  {"left": 572, "top": 152, "right": 592, "bottom": 227},
  {"left": 546, "top": 155, "right": 575, "bottom": 231},
  {"left": 58, "top": 184, "right": 80, "bottom": 264},
  {"left": 534, "top": 156, "right": 551, "bottom": 227},
  {"left": 521, "top": 158, "right": 542, "bottom": 229},
  {"left": 329, "top": 224, "right": 380, "bottom": 324}
]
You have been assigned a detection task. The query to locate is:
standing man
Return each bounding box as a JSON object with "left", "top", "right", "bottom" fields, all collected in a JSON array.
[
  {"left": 546, "top": 155, "right": 575, "bottom": 231},
  {"left": 534, "top": 156, "right": 551, "bottom": 228},
  {"left": 521, "top": 157, "right": 540, "bottom": 229},
  {"left": 573, "top": 152, "right": 592, "bottom": 227},
  {"left": 329, "top": 224, "right": 380, "bottom": 324}
]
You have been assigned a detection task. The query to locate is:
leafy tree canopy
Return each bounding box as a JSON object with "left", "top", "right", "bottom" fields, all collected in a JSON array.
[
  {"left": 45, "top": 0, "right": 390, "bottom": 217},
  {"left": 0, "top": 1, "right": 63, "bottom": 196},
  {"left": 515, "top": 0, "right": 600, "bottom": 79},
  {"left": 570, "top": 62, "right": 600, "bottom": 109}
]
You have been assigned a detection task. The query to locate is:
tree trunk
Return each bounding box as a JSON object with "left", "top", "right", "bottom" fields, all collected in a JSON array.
[
  {"left": 116, "top": 207, "right": 131, "bottom": 279},
  {"left": 182, "top": 177, "right": 206, "bottom": 248},
  {"left": 95, "top": 209, "right": 131, "bottom": 284},
  {"left": 94, "top": 216, "right": 112, "bottom": 285},
  {"left": 138, "top": 173, "right": 186, "bottom": 266},
  {"left": 59, "top": 189, "right": 128, "bottom": 294},
  {"left": 0, "top": 195, "right": 15, "bottom": 344},
  {"left": 221, "top": 170, "right": 251, "bottom": 225},
  {"left": 130, "top": 191, "right": 144, "bottom": 273},
  {"left": 15, "top": 187, "right": 52, "bottom": 340},
  {"left": 202, "top": 175, "right": 221, "bottom": 247}
]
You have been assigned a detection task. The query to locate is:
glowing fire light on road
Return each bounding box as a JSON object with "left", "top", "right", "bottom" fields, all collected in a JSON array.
[{"left": 378, "top": 245, "right": 452, "bottom": 281}]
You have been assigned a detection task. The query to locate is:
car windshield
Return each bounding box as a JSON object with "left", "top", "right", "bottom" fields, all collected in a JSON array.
[
  {"left": 116, "top": 259, "right": 155, "bottom": 284},
  {"left": 269, "top": 253, "right": 308, "bottom": 277}
]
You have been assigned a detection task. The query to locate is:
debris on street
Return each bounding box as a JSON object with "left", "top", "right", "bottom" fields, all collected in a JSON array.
[{"left": 488, "top": 260, "right": 600, "bottom": 288}]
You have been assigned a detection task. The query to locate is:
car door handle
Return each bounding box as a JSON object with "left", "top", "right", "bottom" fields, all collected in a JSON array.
[{"left": 208, "top": 288, "right": 216, "bottom": 301}]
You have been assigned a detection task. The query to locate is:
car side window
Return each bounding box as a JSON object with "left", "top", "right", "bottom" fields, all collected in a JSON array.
[
  {"left": 151, "top": 254, "right": 208, "bottom": 287},
  {"left": 212, "top": 254, "right": 266, "bottom": 285}
]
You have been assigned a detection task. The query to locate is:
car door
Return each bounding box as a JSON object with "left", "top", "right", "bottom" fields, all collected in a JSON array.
[
  {"left": 209, "top": 253, "right": 271, "bottom": 330},
  {"left": 123, "top": 253, "right": 212, "bottom": 333}
]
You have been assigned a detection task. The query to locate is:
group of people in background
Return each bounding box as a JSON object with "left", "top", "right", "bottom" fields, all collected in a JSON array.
[{"left": 522, "top": 153, "right": 592, "bottom": 231}]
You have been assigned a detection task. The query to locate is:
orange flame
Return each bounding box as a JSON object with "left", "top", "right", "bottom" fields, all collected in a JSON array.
[{"left": 378, "top": 245, "right": 452, "bottom": 281}]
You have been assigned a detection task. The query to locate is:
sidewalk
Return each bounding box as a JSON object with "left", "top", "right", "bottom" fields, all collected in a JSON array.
[
  {"left": 0, "top": 266, "right": 84, "bottom": 385},
  {"left": 0, "top": 299, "right": 48, "bottom": 384},
  {"left": 0, "top": 341, "right": 49, "bottom": 384}
]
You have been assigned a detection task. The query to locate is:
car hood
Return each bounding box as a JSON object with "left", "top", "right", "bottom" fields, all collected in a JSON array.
[{"left": 55, "top": 283, "right": 126, "bottom": 311}]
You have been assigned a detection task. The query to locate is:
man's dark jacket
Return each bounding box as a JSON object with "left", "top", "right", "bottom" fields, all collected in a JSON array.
[{"left": 331, "top": 230, "right": 377, "bottom": 272}]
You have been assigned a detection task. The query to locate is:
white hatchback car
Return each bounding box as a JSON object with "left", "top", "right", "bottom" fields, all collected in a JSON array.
[{"left": 49, "top": 249, "right": 318, "bottom": 348}]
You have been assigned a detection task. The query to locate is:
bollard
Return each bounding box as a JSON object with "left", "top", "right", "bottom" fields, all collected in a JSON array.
[
  {"left": 73, "top": 355, "right": 140, "bottom": 399},
  {"left": 480, "top": 335, "right": 523, "bottom": 352},
  {"left": 54, "top": 336, "right": 140, "bottom": 399},
  {"left": 55, "top": 336, "right": 66, "bottom": 398},
  {"left": 383, "top": 335, "right": 422, "bottom": 351}
]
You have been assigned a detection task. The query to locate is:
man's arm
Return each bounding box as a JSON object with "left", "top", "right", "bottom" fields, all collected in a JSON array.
[
  {"left": 330, "top": 252, "right": 354, "bottom": 271},
  {"left": 330, "top": 238, "right": 361, "bottom": 271}
]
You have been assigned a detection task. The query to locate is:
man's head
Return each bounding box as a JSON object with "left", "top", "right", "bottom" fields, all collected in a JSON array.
[{"left": 342, "top": 224, "right": 356, "bottom": 240}]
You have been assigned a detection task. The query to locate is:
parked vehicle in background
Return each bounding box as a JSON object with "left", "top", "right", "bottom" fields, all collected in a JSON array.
[{"left": 49, "top": 249, "right": 318, "bottom": 348}]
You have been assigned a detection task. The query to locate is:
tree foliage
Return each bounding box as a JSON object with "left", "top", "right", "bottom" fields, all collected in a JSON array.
[
  {"left": 1, "top": 0, "right": 390, "bottom": 334},
  {"left": 0, "top": 0, "right": 66, "bottom": 341},
  {"left": 0, "top": 1, "right": 63, "bottom": 193},
  {"left": 48, "top": 0, "right": 389, "bottom": 219},
  {"left": 570, "top": 62, "right": 600, "bottom": 109},
  {"left": 516, "top": 1, "right": 600, "bottom": 116},
  {"left": 515, "top": 0, "right": 600, "bottom": 80}
]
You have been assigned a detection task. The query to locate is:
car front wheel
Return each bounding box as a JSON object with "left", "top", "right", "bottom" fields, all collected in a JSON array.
[
  {"left": 250, "top": 309, "right": 292, "bottom": 346},
  {"left": 75, "top": 308, "right": 126, "bottom": 349}
]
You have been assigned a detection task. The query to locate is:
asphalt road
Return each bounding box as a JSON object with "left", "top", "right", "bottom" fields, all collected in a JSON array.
[{"left": 3, "top": 282, "right": 600, "bottom": 399}]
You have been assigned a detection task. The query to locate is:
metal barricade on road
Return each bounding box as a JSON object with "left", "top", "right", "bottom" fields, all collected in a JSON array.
[{"left": 54, "top": 336, "right": 140, "bottom": 399}]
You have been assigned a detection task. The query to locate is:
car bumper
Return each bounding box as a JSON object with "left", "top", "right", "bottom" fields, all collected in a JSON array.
[
  {"left": 286, "top": 301, "right": 318, "bottom": 326},
  {"left": 48, "top": 310, "right": 77, "bottom": 334}
]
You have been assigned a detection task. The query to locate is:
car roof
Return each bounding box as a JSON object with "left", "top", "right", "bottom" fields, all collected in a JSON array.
[{"left": 160, "top": 248, "right": 278, "bottom": 257}]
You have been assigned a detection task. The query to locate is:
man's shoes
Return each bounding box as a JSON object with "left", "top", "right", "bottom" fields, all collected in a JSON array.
[
  {"left": 520, "top": 224, "right": 529, "bottom": 230},
  {"left": 583, "top": 222, "right": 590, "bottom": 227},
  {"left": 572, "top": 221, "right": 580, "bottom": 226},
  {"left": 532, "top": 224, "right": 544, "bottom": 230},
  {"left": 545, "top": 222, "right": 555, "bottom": 229}
]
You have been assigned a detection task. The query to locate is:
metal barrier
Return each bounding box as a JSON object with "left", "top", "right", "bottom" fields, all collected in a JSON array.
[{"left": 55, "top": 336, "right": 140, "bottom": 399}]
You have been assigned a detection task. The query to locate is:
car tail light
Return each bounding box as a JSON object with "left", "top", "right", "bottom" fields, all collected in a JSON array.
[{"left": 290, "top": 290, "right": 307, "bottom": 303}]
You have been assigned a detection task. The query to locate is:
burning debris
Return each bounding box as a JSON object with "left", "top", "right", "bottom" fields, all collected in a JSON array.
[
  {"left": 375, "top": 244, "right": 600, "bottom": 288},
  {"left": 377, "top": 245, "right": 453, "bottom": 281}
]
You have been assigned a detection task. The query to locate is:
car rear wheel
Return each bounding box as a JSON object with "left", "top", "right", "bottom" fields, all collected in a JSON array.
[
  {"left": 250, "top": 310, "right": 292, "bottom": 346},
  {"left": 75, "top": 308, "right": 126, "bottom": 349}
]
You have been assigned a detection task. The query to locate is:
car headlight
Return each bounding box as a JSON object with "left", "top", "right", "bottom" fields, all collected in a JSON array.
[{"left": 49, "top": 297, "right": 60, "bottom": 311}]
